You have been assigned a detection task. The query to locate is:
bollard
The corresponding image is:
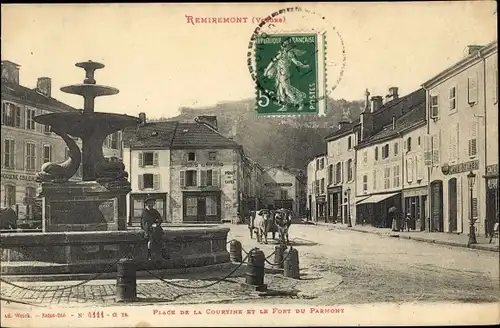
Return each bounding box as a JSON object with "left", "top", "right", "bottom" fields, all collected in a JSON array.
[
  {"left": 245, "top": 248, "right": 267, "bottom": 292},
  {"left": 116, "top": 258, "right": 137, "bottom": 302},
  {"left": 283, "top": 247, "right": 300, "bottom": 279},
  {"left": 229, "top": 240, "right": 243, "bottom": 262},
  {"left": 273, "top": 244, "right": 286, "bottom": 269}
]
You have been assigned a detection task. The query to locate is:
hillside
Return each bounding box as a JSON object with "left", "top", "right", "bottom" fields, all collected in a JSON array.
[{"left": 153, "top": 98, "right": 363, "bottom": 170}]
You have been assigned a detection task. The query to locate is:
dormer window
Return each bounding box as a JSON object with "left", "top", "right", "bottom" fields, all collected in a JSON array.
[{"left": 188, "top": 152, "right": 196, "bottom": 161}]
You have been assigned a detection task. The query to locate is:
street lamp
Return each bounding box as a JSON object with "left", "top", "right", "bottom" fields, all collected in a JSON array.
[
  {"left": 345, "top": 187, "right": 352, "bottom": 228},
  {"left": 467, "top": 171, "right": 477, "bottom": 246}
]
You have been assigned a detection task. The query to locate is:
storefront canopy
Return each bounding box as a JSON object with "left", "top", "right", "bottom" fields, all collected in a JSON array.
[
  {"left": 355, "top": 196, "right": 371, "bottom": 204},
  {"left": 356, "top": 192, "right": 400, "bottom": 205}
]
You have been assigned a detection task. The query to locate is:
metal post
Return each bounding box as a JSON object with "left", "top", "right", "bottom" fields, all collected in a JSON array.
[
  {"left": 245, "top": 248, "right": 267, "bottom": 292},
  {"left": 347, "top": 188, "right": 352, "bottom": 227},
  {"left": 116, "top": 258, "right": 137, "bottom": 302},
  {"left": 283, "top": 247, "right": 300, "bottom": 279},
  {"left": 273, "top": 245, "right": 285, "bottom": 269},
  {"left": 229, "top": 240, "right": 243, "bottom": 262},
  {"left": 468, "top": 185, "right": 477, "bottom": 246}
]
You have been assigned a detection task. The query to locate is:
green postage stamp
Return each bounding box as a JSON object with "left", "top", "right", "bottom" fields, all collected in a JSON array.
[{"left": 254, "top": 33, "right": 327, "bottom": 116}]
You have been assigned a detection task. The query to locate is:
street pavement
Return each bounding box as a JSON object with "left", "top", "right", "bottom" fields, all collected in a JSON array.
[{"left": 1, "top": 221, "right": 498, "bottom": 308}]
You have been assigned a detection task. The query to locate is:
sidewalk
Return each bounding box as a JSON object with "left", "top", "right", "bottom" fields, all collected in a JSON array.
[{"left": 310, "top": 220, "right": 499, "bottom": 253}]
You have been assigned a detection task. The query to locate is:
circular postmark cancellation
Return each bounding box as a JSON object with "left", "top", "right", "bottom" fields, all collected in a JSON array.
[{"left": 246, "top": 7, "right": 346, "bottom": 117}]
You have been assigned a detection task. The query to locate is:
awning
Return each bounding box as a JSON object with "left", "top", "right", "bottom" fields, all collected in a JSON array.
[
  {"left": 356, "top": 192, "right": 400, "bottom": 205},
  {"left": 355, "top": 196, "right": 371, "bottom": 204}
]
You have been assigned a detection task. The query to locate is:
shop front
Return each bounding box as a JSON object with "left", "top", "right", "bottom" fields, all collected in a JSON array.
[
  {"left": 327, "top": 186, "right": 342, "bottom": 223},
  {"left": 315, "top": 195, "right": 326, "bottom": 222},
  {"left": 403, "top": 187, "right": 428, "bottom": 231},
  {"left": 356, "top": 192, "right": 401, "bottom": 228},
  {"left": 484, "top": 164, "right": 499, "bottom": 238},
  {"left": 128, "top": 193, "right": 168, "bottom": 225},
  {"left": 182, "top": 191, "right": 221, "bottom": 223}
]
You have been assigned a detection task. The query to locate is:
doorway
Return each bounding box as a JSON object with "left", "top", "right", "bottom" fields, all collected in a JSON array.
[{"left": 448, "top": 178, "right": 458, "bottom": 232}]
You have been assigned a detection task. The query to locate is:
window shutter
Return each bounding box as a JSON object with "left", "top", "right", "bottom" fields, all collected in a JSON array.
[
  {"left": 454, "top": 122, "right": 459, "bottom": 161},
  {"left": 15, "top": 106, "right": 21, "bottom": 128},
  {"left": 468, "top": 74, "right": 478, "bottom": 104},
  {"left": 340, "top": 162, "right": 344, "bottom": 183},
  {"left": 153, "top": 174, "right": 160, "bottom": 190},
  {"left": 138, "top": 175, "right": 144, "bottom": 190},
  {"left": 11, "top": 140, "right": 16, "bottom": 169},
  {"left": 212, "top": 169, "right": 220, "bottom": 187},
  {"left": 200, "top": 170, "right": 207, "bottom": 186},
  {"left": 153, "top": 152, "right": 159, "bottom": 166},
  {"left": 406, "top": 158, "right": 413, "bottom": 183},
  {"left": 424, "top": 135, "right": 431, "bottom": 166},
  {"left": 138, "top": 152, "right": 144, "bottom": 167},
  {"left": 468, "top": 121, "right": 478, "bottom": 157},
  {"left": 432, "top": 132, "right": 441, "bottom": 165},
  {"left": 180, "top": 171, "right": 185, "bottom": 188}
]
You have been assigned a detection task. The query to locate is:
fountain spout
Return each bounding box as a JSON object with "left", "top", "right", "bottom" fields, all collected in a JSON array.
[{"left": 76, "top": 60, "right": 104, "bottom": 85}]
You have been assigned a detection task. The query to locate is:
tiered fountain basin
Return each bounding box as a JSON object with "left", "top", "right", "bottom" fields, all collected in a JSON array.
[{"left": 0, "top": 225, "right": 230, "bottom": 278}]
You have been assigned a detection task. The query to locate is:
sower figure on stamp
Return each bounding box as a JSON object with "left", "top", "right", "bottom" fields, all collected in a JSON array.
[{"left": 141, "top": 197, "right": 164, "bottom": 260}]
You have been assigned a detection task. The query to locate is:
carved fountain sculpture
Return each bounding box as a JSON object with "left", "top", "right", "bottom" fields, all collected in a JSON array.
[{"left": 34, "top": 61, "right": 140, "bottom": 232}]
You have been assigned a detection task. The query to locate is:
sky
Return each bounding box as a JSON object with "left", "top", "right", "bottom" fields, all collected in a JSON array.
[{"left": 1, "top": 2, "right": 497, "bottom": 119}]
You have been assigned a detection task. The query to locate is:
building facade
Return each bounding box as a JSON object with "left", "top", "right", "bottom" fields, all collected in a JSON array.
[
  {"left": 325, "top": 121, "right": 358, "bottom": 225},
  {"left": 241, "top": 157, "right": 264, "bottom": 215},
  {"left": 423, "top": 42, "right": 498, "bottom": 236},
  {"left": 262, "top": 166, "right": 304, "bottom": 214},
  {"left": 306, "top": 153, "right": 327, "bottom": 222},
  {"left": 1, "top": 60, "right": 121, "bottom": 219},
  {"left": 355, "top": 88, "right": 426, "bottom": 228},
  {"left": 123, "top": 115, "right": 258, "bottom": 224}
]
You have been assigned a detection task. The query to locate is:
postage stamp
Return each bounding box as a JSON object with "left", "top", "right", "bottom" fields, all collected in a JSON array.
[{"left": 254, "top": 32, "right": 327, "bottom": 116}]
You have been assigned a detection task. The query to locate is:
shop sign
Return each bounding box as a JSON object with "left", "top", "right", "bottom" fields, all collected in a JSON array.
[
  {"left": 181, "top": 162, "right": 225, "bottom": 168},
  {"left": 316, "top": 195, "right": 326, "bottom": 203},
  {"left": 1, "top": 173, "right": 37, "bottom": 182},
  {"left": 327, "top": 186, "right": 342, "bottom": 194},
  {"left": 486, "top": 164, "right": 499, "bottom": 176},
  {"left": 264, "top": 182, "right": 293, "bottom": 188},
  {"left": 403, "top": 187, "right": 427, "bottom": 198},
  {"left": 442, "top": 160, "right": 479, "bottom": 175}
]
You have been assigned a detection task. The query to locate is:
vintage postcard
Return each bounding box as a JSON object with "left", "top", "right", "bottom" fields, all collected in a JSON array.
[{"left": 0, "top": 2, "right": 498, "bottom": 328}]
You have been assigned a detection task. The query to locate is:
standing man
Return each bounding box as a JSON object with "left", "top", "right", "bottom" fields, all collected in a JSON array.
[{"left": 141, "top": 197, "right": 164, "bottom": 260}]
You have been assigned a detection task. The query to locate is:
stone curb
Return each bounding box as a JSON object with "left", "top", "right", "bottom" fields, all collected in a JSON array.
[{"left": 315, "top": 222, "right": 499, "bottom": 253}]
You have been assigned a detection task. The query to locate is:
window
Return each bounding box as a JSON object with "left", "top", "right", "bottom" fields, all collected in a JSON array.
[
  {"left": 141, "top": 152, "right": 155, "bottom": 166},
  {"left": 43, "top": 145, "right": 52, "bottom": 164},
  {"left": 208, "top": 151, "right": 217, "bottom": 161},
  {"left": 468, "top": 121, "right": 478, "bottom": 157},
  {"left": 346, "top": 159, "right": 353, "bottom": 181},
  {"left": 373, "top": 169, "right": 377, "bottom": 190},
  {"left": 25, "top": 187, "right": 36, "bottom": 201},
  {"left": 4, "top": 185, "right": 16, "bottom": 207},
  {"left": 374, "top": 147, "right": 379, "bottom": 161},
  {"left": 206, "top": 195, "right": 218, "bottom": 215},
  {"left": 43, "top": 124, "right": 51, "bottom": 134},
  {"left": 319, "top": 158, "right": 325, "bottom": 169},
  {"left": 280, "top": 189, "right": 289, "bottom": 200},
  {"left": 382, "top": 144, "right": 390, "bottom": 159},
  {"left": 25, "top": 142, "right": 36, "bottom": 171},
  {"left": 406, "top": 158, "right": 414, "bottom": 183},
  {"left": 430, "top": 94, "right": 439, "bottom": 118},
  {"left": 25, "top": 107, "right": 36, "bottom": 130},
  {"left": 363, "top": 151, "right": 368, "bottom": 163},
  {"left": 1, "top": 102, "right": 21, "bottom": 128},
  {"left": 468, "top": 74, "right": 478, "bottom": 104},
  {"left": 393, "top": 165, "right": 400, "bottom": 188},
  {"left": 314, "top": 180, "right": 320, "bottom": 195},
  {"left": 394, "top": 142, "right": 399, "bottom": 156},
  {"left": 200, "top": 169, "right": 219, "bottom": 187},
  {"left": 3, "top": 139, "right": 16, "bottom": 168},
  {"left": 384, "top": 167, "right": 391, "bottom": 189},
  {"left": 449, "top": 86, "right": 457, "bottom": 111},
  {"left": 109, "top": 132, "right": 119, "bottom": 149},
  {"left": 432, "top": 132, "right": 441, "bottom": 165},
  {"left": 188, "top": 152, "right": 196, "bottom": 161},
  {"left": 347, "top": 136, "right": 352, "bottom": 150},
  {"left": 181, "top": 170, "right": 198, "bottom": 187},
  {"left": 185, "top": 196, "right": 197, "bottom": 216},
  {"left": 417, "top": 136, "right": 421, "bottom": 146},
  {"left": 320, "top": 178, "right": 325, "bottom": 194},
  {"left": 335, "top": 162, "right": 342, "bottom": 184},
  {"left": 133, "top": 199, "right": 144, "bottom": 218},
  {"left": 328, "top": 164, "right": 333, "bottom": 185},
  {"left": 407, "top": 137, "right": 412, "bottom": 152},
  {"left": 362, "top": 175, "right": 368, "bottom": 192},
  {"left": 143, "top": 174, "right": 154, "bottom": 189},
  {"left": 315, "top": 159, "right": 320, "bottom": 171}
]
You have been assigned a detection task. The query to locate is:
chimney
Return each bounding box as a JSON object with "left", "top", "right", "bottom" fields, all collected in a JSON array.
[
  {"left": 138, "top": 112, "right": 147, "bottom": 125},
  {"left": 194, "top": 115, "right": 218, "bottom": 131},
  {"left": 1, "top": 60, "right": 20, "bottom": 85},
  {"left": 362, "top": 89, "right": 371, "bottom": 113},
  {"left": 370, "top": 96, "right": 383, "bottom": 113},
  {"left": 338, "top": 120, "right": 350, "bottom": 130},
  {"left": 464, "top": 45, "right": 483, "bottom": 57},
  {"left": 386, "top": 87, "right": 399, "bottom": 102},
  {"left": 36, "top": 77, "right": 52, "bottom": 97}
]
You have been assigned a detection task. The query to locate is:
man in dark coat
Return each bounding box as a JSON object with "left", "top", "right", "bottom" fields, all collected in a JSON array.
[{"left": 141, "top": 197, "right": 163, "bottom": 260}]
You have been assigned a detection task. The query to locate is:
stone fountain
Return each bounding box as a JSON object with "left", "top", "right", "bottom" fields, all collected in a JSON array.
[{"left": 0, "top": 62, "right": 230, "bottom": 279}]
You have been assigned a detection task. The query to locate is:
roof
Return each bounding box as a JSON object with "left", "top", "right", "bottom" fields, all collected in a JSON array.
[
  {"left": 356, "top": 89, "right": 426, "bottom": 148},
  {"left": 1, "top": 80, "right": 77, "bottom": 112},
  {"left": 122, "top": 121, "right": 177, "bottom": 149},
  {"left": 325, "top": 119, "right": 360, "bottom": 141},
  {"left": 123, "top": 120, "right": 241, "bottom": 150}
]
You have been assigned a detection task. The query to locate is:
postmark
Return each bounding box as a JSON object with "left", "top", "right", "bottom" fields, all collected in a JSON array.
[{"left": 247, "top": 7, "right": 346, "bottom": 117}]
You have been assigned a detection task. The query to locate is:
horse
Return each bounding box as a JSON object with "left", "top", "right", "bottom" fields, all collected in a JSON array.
[
  {"left": 253, "top": 209, "right": 272, "bottom": 244},
  {"left": 274, "top": 209, "right": 292, "bottom": 245},
  {"left": 0, "top": 207, "right": 18, "bottom": 230}
]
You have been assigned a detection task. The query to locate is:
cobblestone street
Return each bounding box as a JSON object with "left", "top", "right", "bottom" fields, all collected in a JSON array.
[{"left": 1, "top": 222, "right": 499, "bottom": 308}]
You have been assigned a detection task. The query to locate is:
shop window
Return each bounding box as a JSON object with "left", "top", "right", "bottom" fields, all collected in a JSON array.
[
  {"left": 185, "top": 196, "right": 197, "bottom": 216},
  {"left": 4, "top": 185, "right": 16, "bottom": 207},
  {"left": 206, "top": 195, "right": 218, "bottom": 215}
]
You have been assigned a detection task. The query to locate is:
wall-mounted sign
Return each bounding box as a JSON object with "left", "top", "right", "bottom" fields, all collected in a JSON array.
[
  {"left": 442, "top": 160, "right": 479, "bottom": 175},
  {"left": 264, "top": 182, "right": 293, "bottom": 188},
  {"left": 1, "top": 173, "right": 37, "bottom": 182},
  {"left": 180, "top": 162, "right": 225, "bottom": 168},
  {"left": 486, "top": 164, "right": 499, "bottom": 177},
  {"left": 225, "top": 180, "right": 235, "bottom": 184}
]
